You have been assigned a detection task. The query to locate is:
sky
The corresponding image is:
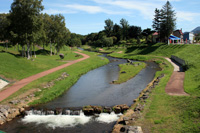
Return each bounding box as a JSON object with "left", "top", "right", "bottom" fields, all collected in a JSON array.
[{"left": 0, "top": 0, "right": 200, "bottom": 35}]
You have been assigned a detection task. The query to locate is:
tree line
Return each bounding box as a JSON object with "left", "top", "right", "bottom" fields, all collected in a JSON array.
[{"left": 0, "top": 0, "right": 73, "bottom": 59}]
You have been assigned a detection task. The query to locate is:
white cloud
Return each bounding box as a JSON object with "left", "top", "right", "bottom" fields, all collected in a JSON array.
[
  {"left": 43, "top": 9, "right": 77, "bottom": 14},
  {"left": 177, "top": 11, "right": 200, "bottom": 21},
  {"left": 92, "top": 0, "right": 161, "bottom": 19}
]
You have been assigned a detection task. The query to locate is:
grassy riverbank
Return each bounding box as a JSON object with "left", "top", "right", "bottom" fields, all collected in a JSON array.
[
  {"left": 1, "top": 50, "right": 109, "bottom": 105},
  {"left": 0, "top": 45, "right": 82, "bottom": 80},
  {"left": 106, "top": 44, "right": 200, "bottom": 132},
  {"left": 113, "top": 62, "right": 146, "bottom": 84}
]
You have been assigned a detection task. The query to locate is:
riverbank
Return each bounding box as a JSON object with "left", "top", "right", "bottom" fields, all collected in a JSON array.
[
  {"left": 0, "top": 50, "right": 109, "bottom": 125},
  {"left": 101, "top": 44, "right": 200, "bottom": 132}
]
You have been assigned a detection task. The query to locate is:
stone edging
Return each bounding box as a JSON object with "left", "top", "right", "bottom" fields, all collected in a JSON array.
[{"left": 112, "top": 74, "right": 165, "bottom": 133}]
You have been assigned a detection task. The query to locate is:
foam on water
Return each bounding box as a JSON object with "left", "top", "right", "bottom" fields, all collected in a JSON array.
[
  {"left": 96, "top": 112, "right": 121, "bottom": 123},
  {"left": 22, "top": 112, "right": 91, "bottom": 129},
  {"left": 21, "top": 112, "right": 121, "bottom": 128}
]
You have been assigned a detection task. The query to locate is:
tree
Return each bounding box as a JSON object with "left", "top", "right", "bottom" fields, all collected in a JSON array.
[
  {"left": 104, "top": 19, "right": 114, "bottom": 37},
  {"left": 113, "top": 23, "right": 122, "bottom": 42},
  {"left": 152, "top": 8, "right": 161, "bottom": 41},
  {"left": 142, "top": 28, "right": 155, "bottom": 43},
  {"left": 128, "top": 26, "right": 142, "bottom": 39},
  {"left": 160, "top": 1, "right": 176, "bottom": 41},
  {"left": 120, "top": 18, "right": 129, "bottom": 40},
  {"left": 0, "top": 13, "right": 10, "bottom": 49},
  {"left": 9, "top": 0, "right": 44, "bottom": 59}
]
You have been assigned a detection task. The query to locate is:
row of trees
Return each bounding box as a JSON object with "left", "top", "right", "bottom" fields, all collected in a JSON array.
[
  {"left": 84, "top": 1, "right": 177, "bottom": 47},
  {"left": 152, "top": 1, "right": 176, "bottom": 42},
  {"left": 0, "top": 0, "right": 71, "bottom": 59},
  {"left": 84, "top": 18, "right": 154, "bottom": 47}
]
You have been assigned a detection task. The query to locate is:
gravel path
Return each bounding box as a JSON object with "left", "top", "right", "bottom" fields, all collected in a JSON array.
[
  {"left": 165, "top": 57, "right": 189, "bottom": 96},
  {"left": 0, "top": 51, "right": 90, "bottom": 102}
]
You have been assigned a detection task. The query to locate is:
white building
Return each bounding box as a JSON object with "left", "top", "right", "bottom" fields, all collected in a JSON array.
[{"left": 183, "top": 32, "right": 194, "bottom": 44}]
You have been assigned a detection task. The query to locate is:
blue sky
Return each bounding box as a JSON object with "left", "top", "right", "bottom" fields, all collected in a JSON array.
[{"left": 0, "top": 0, "right": 200, "bottom": 35}]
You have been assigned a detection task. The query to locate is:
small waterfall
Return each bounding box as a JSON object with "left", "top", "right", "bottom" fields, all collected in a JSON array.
[{"left": 22, "top": 109, "right": 122, "bottom": 129}]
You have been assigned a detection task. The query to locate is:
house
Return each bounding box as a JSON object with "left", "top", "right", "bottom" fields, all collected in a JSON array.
[
  {"left": 183, "top": 32, "right": 194, "bottom": 44},
  {"left": 152, "top": 32, "right": 159, "bottom": 43},
  {"left": 173, "top": 29, "right": 183, "bottom": 43}
]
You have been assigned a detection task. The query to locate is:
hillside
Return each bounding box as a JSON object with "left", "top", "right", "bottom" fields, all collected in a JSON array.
[{"left": 191, "top": 26, "right": 200, "bottom": 34}]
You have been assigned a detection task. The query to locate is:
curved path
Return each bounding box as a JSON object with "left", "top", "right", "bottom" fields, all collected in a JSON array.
[
  {"left": 165, "top": 57, "right": 189, "bottom": 96},
  {"left": 0, "top": 51, "right": 90, "bottom": 102}
]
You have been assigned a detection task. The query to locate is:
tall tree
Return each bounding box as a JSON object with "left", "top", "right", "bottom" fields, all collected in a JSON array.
[
  {"left": 160, "top": 1, "right": 176, "bottom": 41},
  {"left": 0, "top": 13, "right": 10, "bottom": 49},
  {"left": 104, "top": 19, "right": 114, "bottom": 37},
  {"left": 9, "top": 0, "right": 44, "bottom": 59},
  {"left": 113, "top": 23, "right": 122, "bottom": 42},
  {"left": 120, "top": 18, "right": 129, "bottom": 40},
  {"left": 152, "top": 8, "right": 161, "bottom": 41}
]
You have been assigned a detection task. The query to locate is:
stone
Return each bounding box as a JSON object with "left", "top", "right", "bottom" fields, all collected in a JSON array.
[
  {"left": 59, "top": 54, "right": 64, "bottom": 59},
  {"left": 103, "top": 107, "right": 112, "bottom": 114},
  {"left": 113, "top": 105, "right": 121, "bottom": 114},
  {"left": 121, "top": 71, "right": 126, "bottom": 74},
  {"left": 72, "top": 110, "right": 80, "bottom": 116},
  {"left": 46, "top": 110, "right": 54, "bottom": 115},
  {"left": 55, "top": 108, "right": 63, "bottom": 115},
  {"left": 120, "top": 104, "right": 129, "bottom": 113},
  {"left": 0, "top": 108, "right": 9, "bottom": 117},
  {"left": 127, "top": 126, "right": 143, "bottom": 133},
  {"left": 92, "top": 106, "right": 103, "bottom": 114},
  {"left": 83, "top": 106, "right": 94, "bottom": 115},
  {"left": 63, "top": 110, "right": 71, "bottom": 115},
  {"left": 9, "top": 100, "right": 20, "bottom": 105}
]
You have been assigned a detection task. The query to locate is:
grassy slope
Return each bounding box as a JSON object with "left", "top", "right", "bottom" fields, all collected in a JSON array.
[
  {"left": 107, "top": 44, "right": 200, "bottom": 132},
  {"left": 0, "top": 45, "right": 82, "bottom": 80},
  {"left": 2, "top": 51, "right": 109, "bottom": 104},
  {"left": 113, "top": 62, "right": 146, "bottom": 84}
]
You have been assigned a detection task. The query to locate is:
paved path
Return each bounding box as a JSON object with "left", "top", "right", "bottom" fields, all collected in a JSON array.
[
  {"left": 165, "top": 58, "right": 189, "bottom": 96},
  {"left": 0, "top": 51, "right": 90, "bottom": 102}
]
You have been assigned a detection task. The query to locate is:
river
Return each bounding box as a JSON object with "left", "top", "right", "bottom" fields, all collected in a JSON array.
[{"left": 0, "top": 55, "right": 160, "bottom": 133}]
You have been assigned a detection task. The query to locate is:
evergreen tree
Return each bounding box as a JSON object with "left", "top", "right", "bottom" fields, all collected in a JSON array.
[
  {"left": 160, "top": 1, "right": 176, "bottom": 41},
  {"left": 152, "top": 8, "right": 161, "bottom": 41}
]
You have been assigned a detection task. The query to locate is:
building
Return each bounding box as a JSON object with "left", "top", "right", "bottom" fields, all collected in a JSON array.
[
  {"left": 183, "top": 32, "right": 194, "bottom": 44},
  {"left": 173, "top": 29, "right": 183, "bottom": 43}
]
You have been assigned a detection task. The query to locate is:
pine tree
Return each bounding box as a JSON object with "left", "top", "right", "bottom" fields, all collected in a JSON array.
[
  {"left": 152, "top": 8, "right": 161, "bottom": 41},
  {"left": 160, "top": 1, "right": 176, "bottom": 41}
]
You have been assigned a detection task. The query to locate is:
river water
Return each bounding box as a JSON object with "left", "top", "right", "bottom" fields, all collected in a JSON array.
[{"left": 0, "top": 55, "right": 160, "bottom": 133}]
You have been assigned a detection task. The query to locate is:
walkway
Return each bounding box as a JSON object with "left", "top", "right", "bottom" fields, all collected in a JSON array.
[
  {"left": 0, "top": 51, "right": 90, "bottom": 102},
  {"left": 165, "top": 58, "right": 189, "bottom": 96}
]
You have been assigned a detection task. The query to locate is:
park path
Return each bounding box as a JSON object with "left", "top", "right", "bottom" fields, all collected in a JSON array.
[
  {"left": 0, "top": 51, "right": 90, "bottom": 102},
  {"left": 165, "top": 58, "right": 189, "bottom": 96}
]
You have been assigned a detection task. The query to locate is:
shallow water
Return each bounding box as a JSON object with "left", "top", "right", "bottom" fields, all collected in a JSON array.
[{"left": 0, "top": 55, "right": 160, "bottom": 133}]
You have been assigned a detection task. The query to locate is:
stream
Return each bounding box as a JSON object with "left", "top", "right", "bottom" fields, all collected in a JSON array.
[{"left": 0, "top": 55, "right": 160, "bottom": 133}]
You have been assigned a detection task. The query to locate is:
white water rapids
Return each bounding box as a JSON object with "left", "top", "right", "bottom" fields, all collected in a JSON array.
[{"left": 21, "top": 111, "right": 121, "bottom": 129}]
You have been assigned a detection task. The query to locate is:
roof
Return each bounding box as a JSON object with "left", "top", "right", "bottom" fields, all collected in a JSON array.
[
  {"left": 153, "top": 32, "right": 158, "bottom": 36},
  {"left": 169, "top": 35, "right": 181, "bottom": 40}
]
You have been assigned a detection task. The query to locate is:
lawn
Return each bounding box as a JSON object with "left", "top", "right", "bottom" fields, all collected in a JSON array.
[
  {"left": 107, "top": 43, "right": 200, "bottom": 132},
  {"left": 113, "top": 62, "right": 146, "bottom": 84},
  {"left": 0, "top": 44, "right": 82, "bottom": 80},
  {"left": 1, "top": 50, "right": 109, "bottom": 104}
]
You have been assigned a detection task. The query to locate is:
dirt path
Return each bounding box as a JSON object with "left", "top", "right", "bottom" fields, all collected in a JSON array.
[
  {"left": 165, "top": 57, "right": 189, "bottom": 96},
  {"left": 0, "top": 51, "right": 90, "bottom": 102}
]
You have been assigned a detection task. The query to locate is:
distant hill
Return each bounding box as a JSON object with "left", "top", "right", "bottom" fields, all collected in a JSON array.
[{"left": 191, "top": 27, "right": 200, "bottom": 34}]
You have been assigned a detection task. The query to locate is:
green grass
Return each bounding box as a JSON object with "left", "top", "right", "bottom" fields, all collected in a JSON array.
[
  {"left": 1, "top": 51, "right": 109, "bottom": 104},
  {"left": 0, "top": 44, "right": 82, "bottom": 80},
  {"left": 113, "top": 62, "right": 146, "bottom": 84},
  {"left": 106, "top": 44, "right": 200, "bottom": 132}
]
